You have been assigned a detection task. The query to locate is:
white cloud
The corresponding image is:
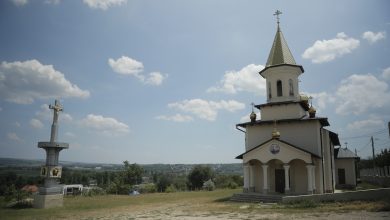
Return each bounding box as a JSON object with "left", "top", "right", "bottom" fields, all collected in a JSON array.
[
  {"left": 35, "top": 104, "right": 73, "bottom": 123},
  {"left": 155, "top": 114, "right": 194, "bottom": 122},
  {"left": 347, "top": 116, "right": 385, "bottom": 131},
  {"left": 64, "top": 132, "right": 76, "bottom": 138},
  {"left": 167, "top": 99, "right": 245, "bottom": 121},
  {"left": 207, "top": 64, "right": 265, "bottom": 95},
  {"left": 302, "top": 32, "right": 360, "bottom": 63},
  {"left": 11, "top": 0, "right": 28, "bottom": 6},
  {"left": 145, "top": 72, "right": 166, "bottom": 86},
  {"left": 108, "top": 56, "right": 144, "bottom": 78},
  {"left": 335, "top": 74, "right": 390, "bottom": 115},
  {"left": 14, "top": 122, "right": 21, "bottom": 127},
  {"left": 305, "top": 92, "right": 336, "bottom": 113},
  {"left": 108, "top": 56, "right": 166, "bottom": 86},
  {"left": 7, "top": 132, "right": 23, "bottom": 142},
  {"left": 80, "top": 114, "right": 130, "bottom": 135},
  {"left": 0, "top": 60, "right": 90, "bottom": 104},
  {"left": 382, "top": 67, "right": 390, "bottom": 80},
  {"left": 83, "top": 0, "right": 127, "bottom": 10},
  {"left": 44, "top": 0, "right": 60, "bottom": 4},
  {"left": 30, "top": 118, "right": 44, "bottom": 129},
  {"left": 362, "top": 31, "right": 386, "bottom": 44}
]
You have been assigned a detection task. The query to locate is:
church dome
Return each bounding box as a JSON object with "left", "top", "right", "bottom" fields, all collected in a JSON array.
[
  {"left": 308, "top": 106, "right": 317, "bottom": 118},
  {"left": 272, "top": 129, "right": 281, "bottom": 139},
  {"left": 250, "top": 111, "right": 256, "bottom": 122}
]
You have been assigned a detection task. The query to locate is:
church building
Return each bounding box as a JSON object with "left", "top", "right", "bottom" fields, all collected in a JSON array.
[{"left": 235, "top": 11, "right": 358, "bottom": 195}]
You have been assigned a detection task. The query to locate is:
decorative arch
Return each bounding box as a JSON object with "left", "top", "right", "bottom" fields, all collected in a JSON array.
[
  {"left": 289, "top": 79, "right": 294, "bottom": 96},
  {"left": 268, "top": 81, "right": 272, "bottom": 99},
  {"left": 277, "top": 80, "right": 283, "bottom": 97}
]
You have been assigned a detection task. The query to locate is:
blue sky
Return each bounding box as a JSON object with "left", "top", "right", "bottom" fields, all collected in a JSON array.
[{"left": 0, "top": 0, "right": 389, "bottom": 164}]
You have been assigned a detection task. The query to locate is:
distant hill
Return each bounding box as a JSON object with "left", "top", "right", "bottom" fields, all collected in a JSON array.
[{"left": 0, "top": 158, "right": 243, "bottom": 175}]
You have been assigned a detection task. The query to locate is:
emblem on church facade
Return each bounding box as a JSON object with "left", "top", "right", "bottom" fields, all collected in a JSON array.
[{"left": 270, "top": 144, "right": 280, "bottom": 154}]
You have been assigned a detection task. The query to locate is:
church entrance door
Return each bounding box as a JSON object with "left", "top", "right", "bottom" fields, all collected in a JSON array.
[
  {"left": 338, "top": 168, "right": 346, "bottom": 184},
  {"left": 275, "top": 169, "right": 285, "bottom": 193}
]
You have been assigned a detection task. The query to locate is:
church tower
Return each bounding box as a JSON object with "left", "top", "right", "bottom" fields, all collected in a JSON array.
[
  {"left": 257, "top": 10, "right": 308, "bottom": 121},
  {"left": 260, "top": 10, "right": 304, "bottom": 104}
]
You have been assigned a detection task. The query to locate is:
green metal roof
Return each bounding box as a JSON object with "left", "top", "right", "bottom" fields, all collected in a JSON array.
[{"left": 265, "top": 25, "right": 296, "bottom": 67}]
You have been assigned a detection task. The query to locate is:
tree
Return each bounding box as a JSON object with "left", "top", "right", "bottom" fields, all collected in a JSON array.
[
  {"left": 155, "top": 173, "right": 172, "bottom": 192},
  {"left": 122, "top": 161, "right": 143, "bottom": 185},
  {"left": 187, "top": 165, "right": 214, "bottom": 190}
]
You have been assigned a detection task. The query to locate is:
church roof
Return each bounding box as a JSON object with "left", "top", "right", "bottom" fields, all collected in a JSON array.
[
  {"left": 259, "top": 25, "right": 304, "bottom": 77},
  {"left": 328, "top": 130, "right": 341, "bottom": 146},
  {"left": 266, "top": 25, "right": 296, "bottom": 67},
  {"left": 236, "top": 116, "right": 330, "bottom": 128},
  {"left": 334, "top": 147, "right": 359, "bottom": 159}
]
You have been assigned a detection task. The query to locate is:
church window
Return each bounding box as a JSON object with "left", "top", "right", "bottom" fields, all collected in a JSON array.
[
  {"left": 277, "top": 80, "right": 282, "bottom": 97},
  {"left": 268, "top": 82, "right": 272, "bottom": 99},
  {"left": 289, "top": 79, "right": 294, "bottom": 96}
]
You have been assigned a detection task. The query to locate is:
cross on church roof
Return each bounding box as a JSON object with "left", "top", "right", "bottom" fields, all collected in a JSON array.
[{"left": 273, "top": 10, "right": 282, "bottom": 25}]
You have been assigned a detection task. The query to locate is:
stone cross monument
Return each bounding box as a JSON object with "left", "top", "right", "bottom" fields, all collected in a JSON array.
[{"left": 33, "top": 99, "right": 69, "bottom": 209}]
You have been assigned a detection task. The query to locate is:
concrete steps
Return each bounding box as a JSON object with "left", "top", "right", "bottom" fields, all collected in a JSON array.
[{"left": 230, "top": 193, "right": 282, "bottom": 203}]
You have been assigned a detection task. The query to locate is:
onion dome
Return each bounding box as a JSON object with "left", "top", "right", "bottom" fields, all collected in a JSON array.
[
  {"left": 250, "top": 111, "right": 257, "bottom": 123},
  {"left": 272, "top": 128, "right": 281, "bottom": 139},
  {"left": 308, "top": 106, "right": 317, "bottom": 118}
]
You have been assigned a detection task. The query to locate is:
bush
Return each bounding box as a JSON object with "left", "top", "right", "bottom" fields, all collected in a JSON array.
[
  {"left": 139, "top": 183, "right": 157, "bottom": 193},
  {"left": 284, "top": 199, "right": 319, "bottom": 208},
  {"left": 165, "top": 184, "right": 177, "bottom": 193},
  {"left": 202, "top": 179, "right": 215, "bottom": 191},
  {"left": 82, "top": 187, "right": 106, "bottom": 196}
]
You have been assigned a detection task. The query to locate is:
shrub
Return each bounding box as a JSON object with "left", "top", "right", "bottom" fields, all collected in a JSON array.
[
  {"left": 202, "top": 179, "right": 215, "bottom": 191},
  {"left": 165, "top": 184, "right": 177, "bottom": 193},
  {"left": 139, "top": 183, "right": 157, "bottom": 193}
]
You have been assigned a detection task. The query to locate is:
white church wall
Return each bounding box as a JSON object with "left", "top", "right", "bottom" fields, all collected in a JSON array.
[
  {"left": 261, "top": 103, "right": 307, "bottom": 120},
  {"left": 321, "top": 129, "right": 334, "bottom": 193},
  {"left": 335, "top": 158, "right": 357, "bottom": 186},
  {"left": 290, "top": 159, "right": 307, "bottom": 194},
  {"left": 245, "top": 120, "right": 322, "bottom": 156},
  {"left": 261, "top": 65, "right": 302, "bottom": 103},
  {"left": 243, "top": 139, "right": 312, "bottom": 164}
]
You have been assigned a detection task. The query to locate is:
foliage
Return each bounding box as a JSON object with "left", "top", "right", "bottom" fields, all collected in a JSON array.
[
  {"left": 122, "top": 161, "right": 143, "bottom": 185},
  {"left": 154, "top": 173, "right": 172, "bottom": 192},
  {"left": 214, "top": 174, "right": 243, "bottom": 189},
  {"left": 0, "top": 172, "right": 42, "bottom": 196},
  {"left": 202, "top": 179, "right": 215, "bottom": 191},
  {"left": 187, "top": 165, "right": 214, "bottom": 190},
  {"left": 82, "top": 187, "right": 106, "bottom": 197},
  {"left": 284, "top": 199, "right": 319, "bottom": 208},
  {"left": 139, "top": 183, "right": 157, "bottom": 193},
  {"left": 165, "top": 184, "right": 177, "bottom": 193},
  {"left": 375, "top": 149, "right": 390, "bottom": 167}
]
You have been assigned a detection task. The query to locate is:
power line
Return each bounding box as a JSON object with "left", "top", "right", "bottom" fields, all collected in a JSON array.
[{"left": 341, "top": 129, "right": 387, "bottom": 140}]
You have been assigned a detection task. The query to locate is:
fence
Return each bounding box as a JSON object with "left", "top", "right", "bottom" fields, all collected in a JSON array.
[{"left": 360, "top": 166, "right": 390, "bottom": 187}]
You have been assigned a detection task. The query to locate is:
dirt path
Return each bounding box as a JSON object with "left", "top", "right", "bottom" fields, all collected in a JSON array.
[{"left": 72, "top": 202, "right": 390, "bottom": 220}]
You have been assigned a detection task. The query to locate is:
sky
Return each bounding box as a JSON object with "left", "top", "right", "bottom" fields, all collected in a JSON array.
[{"left": 0, "top": 0, "right": 389, "bottom": 164}]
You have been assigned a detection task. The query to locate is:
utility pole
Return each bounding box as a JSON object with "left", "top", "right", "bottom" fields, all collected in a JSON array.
[{"left": 371, "top": 136, "right": 376, "bottom": 168}]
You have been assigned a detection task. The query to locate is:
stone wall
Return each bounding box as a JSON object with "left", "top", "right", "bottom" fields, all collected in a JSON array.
[
  {"left": 360, "top": 167, "right": 390, "bottom": 187},
  {"left": 282, "top": 188, "right": 390, "bottom": 203}
]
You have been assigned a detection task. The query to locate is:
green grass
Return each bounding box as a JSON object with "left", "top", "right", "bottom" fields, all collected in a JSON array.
[{"left": 1, "top": 188, "right": 389, "bottom": 220}]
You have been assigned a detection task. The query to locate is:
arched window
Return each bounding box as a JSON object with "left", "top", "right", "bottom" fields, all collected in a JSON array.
[
  {"left": 277, "top": 80, "right": 283, "bottom": 97},
  {"left": 289, "top": 79, "right": 294, "bottom": 96},
  {"left": 268, "top": 82, "right": 272, "bottom": 99}
]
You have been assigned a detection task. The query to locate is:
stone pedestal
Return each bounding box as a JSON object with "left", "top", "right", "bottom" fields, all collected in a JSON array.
[
  {"left": 33, "top": 194, "right": 64, "bottom": 209},
  {"left": 33, "top": 100, "right": 69, "bottom": 209}
]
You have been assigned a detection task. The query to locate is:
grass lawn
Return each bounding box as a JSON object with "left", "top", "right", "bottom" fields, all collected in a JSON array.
[{"left": 1, "top": 189, "right": 389, "bottom": 220}]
